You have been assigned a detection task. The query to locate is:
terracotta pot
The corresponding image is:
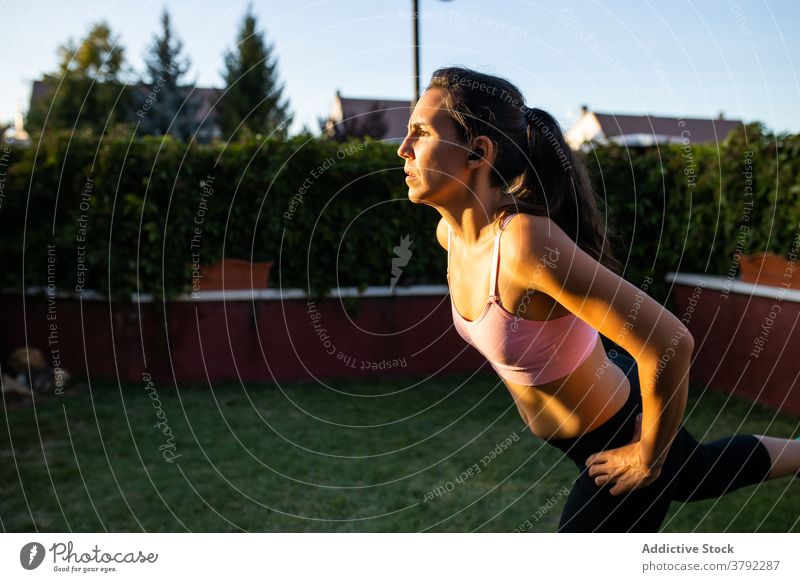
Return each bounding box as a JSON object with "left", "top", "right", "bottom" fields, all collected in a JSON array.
[
  {"left": 739, "top": 252, "right": 799, "bottom": 289},
  {"left": 199, "top": 259, "right": 273, "bottom": 291}
]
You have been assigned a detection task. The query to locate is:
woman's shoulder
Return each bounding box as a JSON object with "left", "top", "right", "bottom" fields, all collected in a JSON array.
[
  {"left": 498, "top": 211, "right": 560, "bottom": 252},
  {"left": 493, "top": 212, "right": 566, "bottom": 300},
  {"left": 497, "top": 212, "right": 577, "bottom": 279}
]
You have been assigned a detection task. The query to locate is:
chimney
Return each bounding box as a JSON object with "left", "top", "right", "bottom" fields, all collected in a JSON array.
[{"left": 580, "top": 104, "right": 589, "bottom": 115}]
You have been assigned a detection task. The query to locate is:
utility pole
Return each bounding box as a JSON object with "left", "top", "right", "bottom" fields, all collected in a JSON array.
[
  {"left": 412, "top": 0, "right": 420, "bottom": 108},
  {"left": 411, "top": 0, "right": 453, "bottom": 110}
]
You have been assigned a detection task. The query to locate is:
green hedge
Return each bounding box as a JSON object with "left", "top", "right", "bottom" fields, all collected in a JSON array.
[
  {"left": 0, "top": 131, "right": 438, "bottom": 301},
  {"left": 1, "top": 124, "right": 798, "bottom": 303},
  {"left": 589, "top": 123, "right": 800, "bottom": 302}
]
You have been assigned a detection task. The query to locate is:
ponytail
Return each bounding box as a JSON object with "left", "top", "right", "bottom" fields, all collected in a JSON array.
[{"left": 504, "top": 106, "right": 622, "bottom": 275}]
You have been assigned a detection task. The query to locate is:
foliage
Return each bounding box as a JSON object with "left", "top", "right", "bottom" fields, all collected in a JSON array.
[
  {"left": 218, "top": 5, "right": 292, "bottom": 139},
  {"left": 55, "top": 21, "right": 126, "bottom": 82},
  {"left": 588, "top": 122, "right": 800, "bottom": 302},
  {"left": 27, "top": 21, "right": 134, "bottom": 134},
  {"left": 0, "top": 132, "right": 422, "bottom": 301},
  {"left": 137, "top": 8, "right": 196, "bottom": 141},
  {"left": 2, "top": 125, "right": 799, "bottom": 305}
]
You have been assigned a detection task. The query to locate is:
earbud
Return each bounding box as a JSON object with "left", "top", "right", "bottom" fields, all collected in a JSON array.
[{"left": 468, "top": 147, "right": 484, "bottom": 161}]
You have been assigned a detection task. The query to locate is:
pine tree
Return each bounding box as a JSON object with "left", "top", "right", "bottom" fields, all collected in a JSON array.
[
  {"left": 139, "top": 8, "right": 195, "bottom": 140},
  {"left": 28, "top": 21, "right": 132, "bottom": 134},
  {"left": 219, "top": 5, "right": 292, "bottom": 138}
]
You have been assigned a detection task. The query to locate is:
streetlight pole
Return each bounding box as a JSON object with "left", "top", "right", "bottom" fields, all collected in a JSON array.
[
  {"left": 412, "top": 0, "right": 420, "bottom": 108},
  {"left": 411, "top": 0, "right": 453, "bottom": 110}
]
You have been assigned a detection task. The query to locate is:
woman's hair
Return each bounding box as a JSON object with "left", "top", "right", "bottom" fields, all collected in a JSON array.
[{"left": 426, "top": 66, "right": 623, "bottom": 275}]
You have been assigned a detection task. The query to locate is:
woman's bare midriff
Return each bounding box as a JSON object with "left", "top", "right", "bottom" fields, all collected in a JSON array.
[{"left": 502, "top": 336, "right": 632, "bottom": 440}]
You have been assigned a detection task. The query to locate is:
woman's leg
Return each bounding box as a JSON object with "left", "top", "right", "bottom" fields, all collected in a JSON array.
[
  {"left": 671, "top": 427, "right": 775, "bottom": 503},
  {"left": 751, "top": 435, "right": 800, "bottom": 479},
  {"left": 557, "top": 427, "right": 688, "bottom": 532},
  {"left": 557, "top": 462, "right": 679, "bottom": 532},
  {"left": 556, "top": 348, "right": 682, "bottom": 532}
]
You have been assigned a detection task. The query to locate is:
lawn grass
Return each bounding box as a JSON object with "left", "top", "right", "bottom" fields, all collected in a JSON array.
[{"left": 2, "top": 373, "right": 798, "bottom": 532}]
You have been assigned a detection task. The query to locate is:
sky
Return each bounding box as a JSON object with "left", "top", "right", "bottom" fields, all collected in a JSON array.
[{"left": 2, "top": 0, "right": 799, "bottom": 135}]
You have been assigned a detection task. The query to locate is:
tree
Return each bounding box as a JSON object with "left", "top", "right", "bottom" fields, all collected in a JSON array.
[
  {"left": 218, "top": 5, "right": 292, "bottom": 138},
  {"left": 27, "top": 21, "right": 132, "bottom": 134},
  {"left": 138, "top": 8, "right": 196, "bottom": 140}
]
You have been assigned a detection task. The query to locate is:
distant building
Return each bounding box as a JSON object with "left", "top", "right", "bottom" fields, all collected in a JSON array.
[
  {"left": 323, "top": 91, "right": 411, "bottom": 143},
  {"left": 2, "top": 106, "right": 31, "bottom": 145},
  {"left": 565, "top": 105, "right": 743, "bottom": 149},
  {"left": 129, "top": 84, "right": 224, "bottom": 142},
  {"left": 29, "top": 80, "right": 224, "bottom": 142}
]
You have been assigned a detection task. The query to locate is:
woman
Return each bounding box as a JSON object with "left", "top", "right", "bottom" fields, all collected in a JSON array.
[{"left": 397, "top": 66, "right": 800, "bottom": 532}]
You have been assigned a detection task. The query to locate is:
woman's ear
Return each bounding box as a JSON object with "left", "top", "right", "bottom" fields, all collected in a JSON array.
[{"left": 466, "top": 135, "right": 495, "bottom": 167}]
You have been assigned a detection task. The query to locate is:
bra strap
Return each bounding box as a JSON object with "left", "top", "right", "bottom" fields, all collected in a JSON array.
[
  {"left": 451, "top": 216, "right": 515, "bottom": 295},
  {"left": 490, "top": 212, "right": 519, "bottom": 298},
  {"left": 489, "top": 232, "right": 501, "bottom": 298},
  {"left": 446, "top": 225, "right": 451, "bottom": 278}
]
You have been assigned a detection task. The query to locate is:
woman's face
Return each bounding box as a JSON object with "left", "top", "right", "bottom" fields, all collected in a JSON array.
[{"left": 396, "top": 88, "right": 468, "bottom": 204}]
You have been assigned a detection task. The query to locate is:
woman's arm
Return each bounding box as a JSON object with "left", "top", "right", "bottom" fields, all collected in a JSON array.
[
  {"left": 502, "top": 214, "right": 694, "bottom": 491},
  {"left": 632, "top": 342, "right": 691, "bottom": 470}
]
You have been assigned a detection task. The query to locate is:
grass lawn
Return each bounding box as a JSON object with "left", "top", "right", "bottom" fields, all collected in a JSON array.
[{"left": 2, "top": 372, "right": 799, "bottom": 532}]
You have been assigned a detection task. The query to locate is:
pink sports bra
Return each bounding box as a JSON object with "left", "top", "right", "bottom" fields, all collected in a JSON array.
[{"left": 448, "top": 212, "right": 599, "bottom": 385}]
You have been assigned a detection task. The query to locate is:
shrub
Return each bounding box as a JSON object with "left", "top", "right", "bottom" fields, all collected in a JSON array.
[{"left": 1, "top": 124, "right": 798, "bottom": 305}]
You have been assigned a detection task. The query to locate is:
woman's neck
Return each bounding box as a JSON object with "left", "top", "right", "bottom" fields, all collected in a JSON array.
[{"left": 442, "top": 189, "right": 509, "bottom": 246}]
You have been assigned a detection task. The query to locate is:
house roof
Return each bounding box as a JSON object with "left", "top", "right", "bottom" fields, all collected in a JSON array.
[
  {"left": 331, "top": 94, "right": 412, "bottom": 141},
  {"left": 128, "top": 84, "right": 223, "bottom": 124},
  {"left": 30, "top": 79, "right": 222, "bottom": 125},
  {"left": 592, "top": 112, "right": 743, "bottom": 144}
]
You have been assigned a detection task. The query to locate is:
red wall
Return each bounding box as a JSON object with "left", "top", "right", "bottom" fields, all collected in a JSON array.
[
  {"left": 6, "top": 283, "right": 799, "bottom": 417},
  {"left": 671, "top": 283, "right": 800, "bottom": 416},
  {"left": 0, "top": 291, "right": 492, "bottom": 384}
]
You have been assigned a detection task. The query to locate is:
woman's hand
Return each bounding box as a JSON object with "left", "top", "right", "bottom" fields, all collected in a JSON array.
[{"left": 584, "top": 413, "right": 663, "bottom": 496}]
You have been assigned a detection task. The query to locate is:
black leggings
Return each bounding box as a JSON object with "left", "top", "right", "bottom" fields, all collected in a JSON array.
[{"left": 545, "top": 350, "right": 773, "bottom": 532}]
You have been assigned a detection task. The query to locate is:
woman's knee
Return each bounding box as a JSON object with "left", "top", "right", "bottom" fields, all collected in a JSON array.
[{"left": 672, "top": 434, "right": 772, "bottom": 502}]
